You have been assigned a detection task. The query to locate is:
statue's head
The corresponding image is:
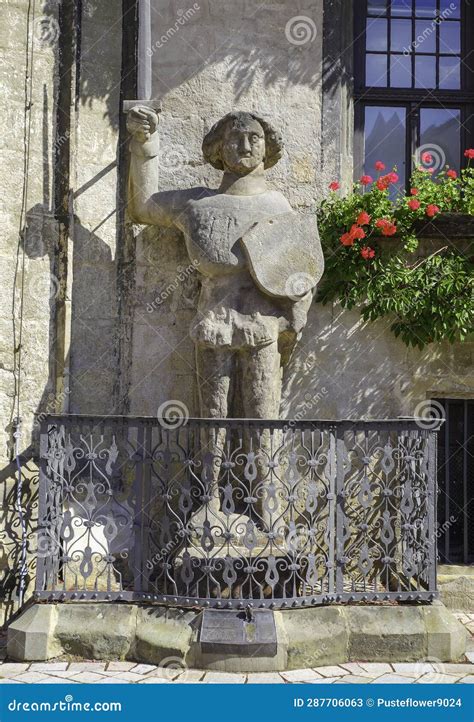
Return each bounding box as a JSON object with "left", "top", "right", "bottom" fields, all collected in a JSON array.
[{"left": 202, "top": 112, "right": 283, "bottom": 175}]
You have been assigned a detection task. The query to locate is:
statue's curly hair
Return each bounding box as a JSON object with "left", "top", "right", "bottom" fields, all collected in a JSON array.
[{"left": 202, "top": 111, "right": 284, "bottom": 171}]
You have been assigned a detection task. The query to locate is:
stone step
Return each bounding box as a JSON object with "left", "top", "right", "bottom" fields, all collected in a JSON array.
[{"left": 438, "top": 565, "right": 474, "bottom": 577}]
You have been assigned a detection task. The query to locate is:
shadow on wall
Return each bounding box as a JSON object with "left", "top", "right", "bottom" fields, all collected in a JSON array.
[
  {"left": 146, "top": 0, "right": 340, "bottom": 102},
  {"left": 38, "top": 0, "right": 126, "bottom": 130},
  {"left": 281, "top": 301, "right": 473, "bottom": 421},
  {"left": 36, "top": 0, "right": 348, "bottom": 124}
]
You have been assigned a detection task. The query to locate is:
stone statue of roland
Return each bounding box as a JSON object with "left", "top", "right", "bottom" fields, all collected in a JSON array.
[{"left": 127, "top": 108, "right": 324, "bottom": 420}]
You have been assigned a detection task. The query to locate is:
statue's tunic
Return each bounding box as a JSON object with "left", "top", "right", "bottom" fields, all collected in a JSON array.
[{"left": 155, "top": 187, "right": 312, "bottom": 354}]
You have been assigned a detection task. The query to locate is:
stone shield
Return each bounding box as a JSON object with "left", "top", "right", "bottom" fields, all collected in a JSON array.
[{"left": 241, "top": 212, "right": 324, "bottom": 299}]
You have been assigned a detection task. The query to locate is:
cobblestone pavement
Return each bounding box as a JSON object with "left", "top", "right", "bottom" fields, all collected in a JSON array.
[{"left": 0, "top": 613, "right": 472, "bottom": 685}]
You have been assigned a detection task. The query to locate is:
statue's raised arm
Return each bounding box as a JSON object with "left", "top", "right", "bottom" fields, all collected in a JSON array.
[{"left": 127, "top": 106, "right": 179, "bottom": 226}]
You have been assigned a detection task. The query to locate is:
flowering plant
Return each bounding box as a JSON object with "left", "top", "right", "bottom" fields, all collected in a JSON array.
[{"left": 317, "top": 152, "right": 474, "bottom": 348}]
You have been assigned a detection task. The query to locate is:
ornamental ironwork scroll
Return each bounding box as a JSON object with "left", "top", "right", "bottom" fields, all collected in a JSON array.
[{"left": 35, "top": 416, "right": 438, "bottom": 608}]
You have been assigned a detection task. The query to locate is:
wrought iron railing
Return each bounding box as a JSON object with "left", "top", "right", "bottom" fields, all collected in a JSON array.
[{"left": 35, "top": 415, "right": 440, "bottom": 609}]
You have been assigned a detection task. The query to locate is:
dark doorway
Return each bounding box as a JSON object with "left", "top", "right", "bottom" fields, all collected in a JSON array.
[{"left": 436, "top": 398, "right": 474, "bottom": 564}]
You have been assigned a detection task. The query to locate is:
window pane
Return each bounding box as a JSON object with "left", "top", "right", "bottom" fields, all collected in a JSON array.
[
  {"left": 440, "top": 0, "right": 461, "bottom": 18},
  {"left": 415, "top": 0, "right": 436, "bottom": 17},
  {"left": 414, "top": 20, "right": 437, "bottom": 52},
  {"left": 391, "top": 19, "right": 412, "bottom": 51},
  {"left": 368, "top": 0, "right": 388, "bottom": 16},
  {"left": 391, "top": 54, "right": 412, "bottom": 86},
  {"left": 391, "top": 0, "right": 413, "bottom": 16},
  {"left": 440, "top": 21, "right": 461, "bottom": 54},
  {"left": 366, "top": 54, "right": 388, "bottom": 86},
  {"left": 415, "top": 55, "right": 436, "bottom": 87},
  {"left": 420, "top": 108, "right": 461, "bottom": 174},
  {"left": 366, "top": 19, "right": 388, "bottom": 50},
  {"left": 364, "top": 106, "right": 406, "bottom": 194},
  {"left": 439, "top": 56, "right": 461, "bottom": 88}
]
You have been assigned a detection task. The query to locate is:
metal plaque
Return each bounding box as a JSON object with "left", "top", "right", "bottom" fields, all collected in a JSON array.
[{"left": 200, "top": 609, "right": 277, "bottom": 656}]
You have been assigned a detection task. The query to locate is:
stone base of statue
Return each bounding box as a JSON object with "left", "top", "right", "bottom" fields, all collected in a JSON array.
[{"left": 7, "top": 601, "right": 466, "bottom": 671}]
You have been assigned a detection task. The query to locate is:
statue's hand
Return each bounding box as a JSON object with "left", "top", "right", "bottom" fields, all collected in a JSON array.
[{"left": 126, "top": 106, "right": 159, "bottom": 143}]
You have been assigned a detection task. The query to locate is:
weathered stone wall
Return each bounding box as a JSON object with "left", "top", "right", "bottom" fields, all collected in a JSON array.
[
  {"left": 0, "top": 0, "right": 124, "bottom": 623},
  {"left": 67, "top": 1, "right": 122, "bottom": 414},
  {"left": 0, "top": 0, "right": 61, "bottom": 622},
  {"left": 281, "top": 306, "right": 473, "bottom": 420}
]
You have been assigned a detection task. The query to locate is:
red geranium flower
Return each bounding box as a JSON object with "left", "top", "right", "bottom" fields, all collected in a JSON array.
[
  {"left": 446, "top": 169, "right": 457, "bottom": 179},
  {"left": 464, "top": 149, "right": 474, "bottom": 159},
  {"left": 350, "top": 224, "right": 366, "bottom": 240},
  {"left": 360, "top": 175, "right": 373, "bottom": 186},
  {"left": 422, "top": 151, "right": 433, "bottom": 165},
  {"left": 408, "top": 199, "right": 421, "bottom": 211},
  {"left": 426, "top": 204, "right": 440, "bottom": 218},
  {"left": 410, "top": 188, "right": 419, "bottom": 195},
  {"left": 376, "top": 219, "right": 397, "bottom": 236},
  {"left": 360, "top": 246, "right": 375, "bottom": 260},
  {"left": 357, "top": 211, "right": 371, "bottom": 225},
  {"left": 375, "top": 161, "right": 386, "bottom": 171},
  {"left": 340, "top": 232, "right": 355, "bottom": 246},
  {"left": 376, "top": 172, "right": 399, "bottom": 191},
  {"left": 329, "top": 181, "right": 340, "bottom": 191}
]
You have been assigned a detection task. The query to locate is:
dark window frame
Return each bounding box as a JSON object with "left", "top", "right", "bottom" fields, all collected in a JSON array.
[{"left": 354, "top": 0, "right": 474, "bottom": 185}]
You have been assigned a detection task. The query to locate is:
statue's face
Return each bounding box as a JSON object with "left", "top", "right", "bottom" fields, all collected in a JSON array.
[{"left": 221, "top": 118, "right": 266, "bottom": 174}]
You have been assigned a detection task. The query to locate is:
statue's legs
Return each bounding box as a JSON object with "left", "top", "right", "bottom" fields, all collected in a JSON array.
[
  {"left": 194, "top": 342, "right": 283, "bottom": 527},
  {"left": 196, "top": 346, "right": 236, "bottom": 419},
  {"left": 195, "top": 346, "right": 236, "bottom": 519},
  {"left": 239, "top": 342, "right": 283, "bottom": 529},
  {"left": 239, "top": 341, "right": 281, "bottom": 419}
]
